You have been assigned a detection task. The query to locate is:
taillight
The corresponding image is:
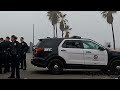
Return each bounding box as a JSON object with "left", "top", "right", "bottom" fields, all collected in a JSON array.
[{"left": 35, "top": 48, "right": 44, "bottom": 55}]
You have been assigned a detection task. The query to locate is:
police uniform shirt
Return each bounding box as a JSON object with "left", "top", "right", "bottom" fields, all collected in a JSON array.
[
  {"left": 20, "top": 42, "right": 29, "bottom": 53},
  {"left": 10, "top": 41, "right": 20, "bottom": 55}
]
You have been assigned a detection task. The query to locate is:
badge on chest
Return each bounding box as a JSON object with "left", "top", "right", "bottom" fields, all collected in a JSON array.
[
  {"left": 22, "top": 43, "right": 24, "bottom": 45},
  {"left": 14, "top": 43, "right": 16, "bottom": 46}
]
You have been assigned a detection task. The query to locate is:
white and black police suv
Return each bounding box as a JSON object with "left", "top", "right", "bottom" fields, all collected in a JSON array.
[{"left": 31, "top": 36, "right": 120, "bottom": 74}]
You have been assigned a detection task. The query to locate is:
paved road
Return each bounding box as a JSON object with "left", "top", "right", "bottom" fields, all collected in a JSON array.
[{"left": 0, "top": 53, "right": 118, "bottom": 79}]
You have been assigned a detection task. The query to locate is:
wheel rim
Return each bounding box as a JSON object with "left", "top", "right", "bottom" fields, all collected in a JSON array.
[
  {"left": 54, "top": 64, "right": 59, "bottom": 69},
  {"left": 114, "top": 63, "right": 120, "bottom": 72},
  {"left": 116, "top": 66, "right": 120, "bottom": 70},
  {"left": 52, "top": 62, "right": 61, "bottom": 72}
]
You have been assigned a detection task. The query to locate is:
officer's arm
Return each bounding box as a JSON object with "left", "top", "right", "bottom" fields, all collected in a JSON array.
[
  {"left": 17, "top": 42, "right": 21, "bottom": 56},
  {"left": 24, "top": 42, "right": 29, "bottom": 53},
  {"left": 26, "top": 43, "right": 29, "bottom": 52}
]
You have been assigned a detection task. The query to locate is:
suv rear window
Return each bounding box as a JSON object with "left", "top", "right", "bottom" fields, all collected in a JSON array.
[
  {"left": 37, "top": 39, "right": 63, "bottom": 48},
  {"left": 36, "top": 41, "right": 41, "bottom": 47}
]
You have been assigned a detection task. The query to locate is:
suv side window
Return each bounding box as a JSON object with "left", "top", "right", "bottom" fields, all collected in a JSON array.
[
  {"left": 62, "top": 40, "right": 82, "bottom": 48},
  {"left": 82, "top": 40, "right": 100, "bottom": 49}
]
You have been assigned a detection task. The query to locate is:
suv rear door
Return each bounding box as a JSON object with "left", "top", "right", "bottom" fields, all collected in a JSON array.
[
  {"left": 34, "top": 38, "right": 63, "bottom": 58},
  {"left": 58, "top": 39, "right": 84, "bottom": 64}
]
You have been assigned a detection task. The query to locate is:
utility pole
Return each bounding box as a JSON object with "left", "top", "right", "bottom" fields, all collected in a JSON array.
[
  {"left": 33, "top": 24, "right": 34, "bottom": 46},
  {"left": 32, "top": 24, "right": 35, "bottom": 55}
]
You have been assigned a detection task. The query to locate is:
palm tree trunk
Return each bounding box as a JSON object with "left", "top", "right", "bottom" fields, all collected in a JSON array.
[
  {"left": 111, "top": 23, "right": 115, "bottom": 50},
  {"left": 62, "top": 31, "right": 64, "bottom": 38},
  {"left": 53, "top": 25, "right": 55, "bottom": 38},
  {"left": 56, "top": 24, "right": 58, "bottom": 38}
]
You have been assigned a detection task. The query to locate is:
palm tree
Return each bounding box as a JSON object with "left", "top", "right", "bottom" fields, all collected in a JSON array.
[
  {"left": 59, "top": 14, "right": 68, "bottom": 38},
  {"left": 64, "top": 25, "right": 72, "bottom": 38},
  {"left": 101, "top": 11, "right": 117, "bottom": 50},
  {"left": 47, "top": 11, "right": 61, "bottom": 38}
]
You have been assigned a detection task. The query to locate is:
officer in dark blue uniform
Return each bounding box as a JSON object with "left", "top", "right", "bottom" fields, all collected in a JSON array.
[
  {"left": 20, "top": 37, "right": 29, "bottom": 70},
  {"left": 8, "top": 35, "right": 21, "bottom": 79},
  {"left": 0, "top": 38, "right": 4, "bottom": 74},
  {"left": 4, "top": 37, "right": 11, "bottom": 73},
  {"left": 0, "top": 39, "right": 2, "bottom": 74}
]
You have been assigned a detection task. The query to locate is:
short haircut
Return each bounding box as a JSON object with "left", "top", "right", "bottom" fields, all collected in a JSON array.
[
  {"left": 15, "top": 36, "right": 17, "bottom": 40},
  {"left": 0, "top": 38, "right": 3, "bottom": 40},
  {"left": 11, "top": 35, "right": 17, "bottom": 39},
  {"left": 21, "top": 37, "right": 24, "bottom": 39},
  {"left": 11, "top": 35, "right": 16, "bottom": 38},
  {"left": 6, "top": 37, "right": 10, "bottom": 39}
]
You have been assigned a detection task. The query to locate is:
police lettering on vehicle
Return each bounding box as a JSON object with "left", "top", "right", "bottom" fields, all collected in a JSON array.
[{"left": 44, "top": 48, "right": 52, "bottom": 51}]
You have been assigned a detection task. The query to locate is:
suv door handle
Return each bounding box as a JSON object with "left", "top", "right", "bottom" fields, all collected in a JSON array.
[
  {"left": 86, "top": 51, "right": 91, "bottom": 53},
  {"left": 61, "top": 49, "right": 66, "bottom": 51}
]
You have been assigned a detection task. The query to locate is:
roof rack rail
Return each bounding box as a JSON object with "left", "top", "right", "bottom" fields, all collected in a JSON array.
[{"left": 70, "top": 36, "right": 81, "bottom": 39}]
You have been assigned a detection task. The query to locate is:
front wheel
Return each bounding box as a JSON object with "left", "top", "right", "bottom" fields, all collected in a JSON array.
[
  {"left": 47, "top": 59, "right": 64, "bottom": 75},
  {"left": 110, "top": 60, "right": 120, "bottom": 75}
]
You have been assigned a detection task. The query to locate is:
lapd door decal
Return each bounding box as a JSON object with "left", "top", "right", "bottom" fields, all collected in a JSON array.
[{"left": 93, "top": 55, "right": 98, "bottom": 60}]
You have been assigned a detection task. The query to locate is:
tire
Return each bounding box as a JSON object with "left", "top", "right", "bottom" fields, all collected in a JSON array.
[
  {"left": 47, "top": 59, "right": 64, "bottom": 75},
  {"left": 110, "top": 60, "right": 120, "bottom": 75}
]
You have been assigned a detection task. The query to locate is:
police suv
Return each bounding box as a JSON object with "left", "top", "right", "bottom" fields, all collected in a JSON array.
[{"left": 31, "top": 36, "right": 120, "bottom": 74}]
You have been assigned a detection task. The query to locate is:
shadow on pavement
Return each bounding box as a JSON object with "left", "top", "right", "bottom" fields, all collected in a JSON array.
[{"left": 30, "top": 69, "right": 117, "bottom": 76}]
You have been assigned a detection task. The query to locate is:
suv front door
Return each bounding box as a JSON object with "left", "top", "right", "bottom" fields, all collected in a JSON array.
[
  {"left": 82, "top": 40, "right": 108, "bottom": 65},
  {"left": 59, "top": 40, "right": 84, "bottom": 64}
]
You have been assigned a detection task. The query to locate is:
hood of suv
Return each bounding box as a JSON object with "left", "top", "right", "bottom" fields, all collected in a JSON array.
[{"left": 108, "top": 49, "right": 120, "bottom": 56}]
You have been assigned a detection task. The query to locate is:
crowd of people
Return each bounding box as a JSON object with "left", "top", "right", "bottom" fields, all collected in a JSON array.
[{"left": 0, "top": 35, "right": 29, "bottom": 79}]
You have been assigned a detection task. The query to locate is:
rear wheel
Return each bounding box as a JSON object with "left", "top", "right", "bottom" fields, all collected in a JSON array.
[
  {"left": 48, "top": 59, "right": 64, "bottom": 75},
  {"left": 110, "top": 60, "right": 120, "bottom": 75}
]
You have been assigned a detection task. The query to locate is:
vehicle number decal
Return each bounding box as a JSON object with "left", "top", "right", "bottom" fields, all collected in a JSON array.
[{"left": 44, "top": 48, "right": 52, "bottom": 51}]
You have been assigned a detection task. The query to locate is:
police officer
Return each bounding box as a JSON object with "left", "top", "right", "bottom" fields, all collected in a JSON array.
[
  {"left": 8, "top": 35, "right": 21, "bottom": 79},
  {"left": 20, "top": 37, "right": 29, "bottom": 70},
  {"left": 0, "top": 38, "right": 4, "bottom": 74},
  {"left": 4, "top": 37, "right": 11, "bottom": 73}
]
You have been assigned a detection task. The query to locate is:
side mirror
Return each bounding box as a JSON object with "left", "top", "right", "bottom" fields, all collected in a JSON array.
[{"left": 98, "top": 47, "right": 105, "bottom": 51}]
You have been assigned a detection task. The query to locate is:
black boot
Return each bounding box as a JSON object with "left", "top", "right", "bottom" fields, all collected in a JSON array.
[
  {"left": 0, "top": 69, "right": 2, "bottom": 74},
  {"left": 0, "top": 71, "right": 2, "bottom": 74},
  {"left": 8, "top": 76, "right": 15, "bottom": 78},
  {"left": 4, "top": 69, "right": 7, "bottom": 73},
  {"left": 6, "top": 68, "right": 10, "bottom": 72},
  {"left": 4, "top": 71, "right": 7, "bottom": 73},
  {"left": 7, "top": 69, "right": 10, "bottom": 72},
  {"left": 16, "top": 77, "right": 20, "bottom": 79}
]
